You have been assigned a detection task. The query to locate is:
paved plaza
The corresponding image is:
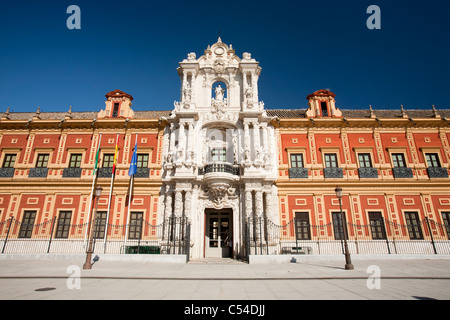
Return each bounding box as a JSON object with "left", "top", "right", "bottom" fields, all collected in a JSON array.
[{"left": 0, "top": 255, "right": 449, "bottom": 301}]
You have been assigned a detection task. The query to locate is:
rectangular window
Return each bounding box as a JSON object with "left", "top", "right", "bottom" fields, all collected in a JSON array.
[
  {"left": 128, "top": 212, "right": 143, "bottom": 240},
  {"left": 19, "top": 211, "right": 36, "bottom": 238},
  {"left": 290, "top": 154, "right": 304, "bottom": 168},
  {"left": 332, "top": 211, "right": 347, "bottom": 240},
  {"left": 137, "top": 154, "right": 149, "bottom": 168},
  {"left": 36, "top": 154, "right": 49, "bottom": 168},
  {"left": 368, "top": 212, "right": 386, "bottom": 240},
  {"left": 69, "top": 154, "right": 82, "bottom": 168},
  {"left": 55, "top": 211, "right": 72, "bottom": 239},
  {"left": 112, "top": 103, "right": 119, "bottom": 118},
  {"left": 294, "top": 212, "right": 311, "bottom": 240},
  {"left": 441, "top": 212, "right": 450, "bottom": 240},
  {"left": 211, "top": 149, "right": 226, "bottom": 162},
  {"left": 358, "top": 153, "right": 373, "bottom": 168},
  {"left": 102, "top": 154, "right": 115, "bottom": 168},
  {"left": 324, "top": 153, "right": 338, "bottom": 168},
  {"left": 2, "top": 154, "right": 16, "bottom": 168},
  {"left": 320, "top": 101, "right": 328, "bottom": 117},
  {"left": 92, "top": 211, "right": 107, "bottom": 239},
  {"left": 392, "top": 153, "right": 406, "bottom": 168},
  {"left": 426, "top": 153, "right": 441, "bottom": 168},
  {"left": 404, "top": 212, "right": 423, "bottom": 240}
]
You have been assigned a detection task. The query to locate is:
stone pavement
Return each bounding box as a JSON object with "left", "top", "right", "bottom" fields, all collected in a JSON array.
[{"left": 0, "top": 255, "right": 450, "bottom": 301}]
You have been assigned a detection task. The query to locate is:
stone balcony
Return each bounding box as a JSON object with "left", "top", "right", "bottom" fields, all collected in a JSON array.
[{"left": 198, "top": 163, "right": 240, "bottom": 176}]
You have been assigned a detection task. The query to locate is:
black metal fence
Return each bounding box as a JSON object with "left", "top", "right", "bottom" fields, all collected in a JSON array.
[
  {"left": 244, "top": 216, "right": 450, "bottom": 258},
  {"left": 0, "top": 216, "right": 190, "bottom": 258}
]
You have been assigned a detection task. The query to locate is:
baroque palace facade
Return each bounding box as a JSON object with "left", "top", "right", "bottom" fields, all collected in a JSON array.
[{"left": 1, "top": 39, "right": 450, "bottom": 260}]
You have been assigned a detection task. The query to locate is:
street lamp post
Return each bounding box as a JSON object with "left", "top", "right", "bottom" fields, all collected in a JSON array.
[
  {"left": 83, "top": 186, "right": 103, "bottom": 270},
  {"left": 335, "top": 186, "right": 354, "bottom": 270}
]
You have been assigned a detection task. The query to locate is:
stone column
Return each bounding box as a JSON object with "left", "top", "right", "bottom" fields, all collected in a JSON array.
[
  {"left": 184, "top": 190, "right": 192, "bottom": 219},
  {"left": 243, "top": 122, "right": 251, "bottom": 161},
  {"left": 169, "top": 123, "right": 176, "bottom": 156},
  {"left": 178, "top": 123, "right": 186, "bottom": 163},
  {"left": 187, "top": 122, "right": 194, "bottom": 162},
  {"left": 182, "top": 71, "right": 188, "bottom": 101},
  {"left": 190, "top": 71, "right": 196, "bottom": 102},
  {"left": 254, "top": 190, "right": 265, "bottom": 242},
  {"left": 253, "top": 122, "right": 260, "bottom": 161},
  {"left": 264, "top": 191, "right": 272, "bottom": 222},
  {"left": 245, "top": 190, "right": 253, "bottom": 219},
  {"left": 164, "top": 187, "right": 173, "bottom": 220},
  {"left": 174, "top": 190, "right": 183, "bottom": 217}
]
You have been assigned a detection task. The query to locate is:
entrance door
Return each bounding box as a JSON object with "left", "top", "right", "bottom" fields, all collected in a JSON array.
[{"left": 206, "top": 212, "right": 232, "bottom": 258}]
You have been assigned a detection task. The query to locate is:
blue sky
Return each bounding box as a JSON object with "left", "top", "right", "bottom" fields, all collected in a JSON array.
[{"left": 0, "top": 0, "right": 449, "bottom": 113}]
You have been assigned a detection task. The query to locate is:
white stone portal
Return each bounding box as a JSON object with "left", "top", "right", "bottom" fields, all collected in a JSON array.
[{"left": 161, "top": 38, "right": 279, "bottom": 260}]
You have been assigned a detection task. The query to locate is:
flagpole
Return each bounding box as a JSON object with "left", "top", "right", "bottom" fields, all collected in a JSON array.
[
  {"left": 104, "top": 133, "right": 119, "bottom": 253},
  {"left": 84, "top": 133, "right": 102, "bottom": 245},
  {"left": 124, "top": 175, "right": 134, "bottom": 248},
  {"left": 124, "top": 133, "right": 138, "bottom": 248}
]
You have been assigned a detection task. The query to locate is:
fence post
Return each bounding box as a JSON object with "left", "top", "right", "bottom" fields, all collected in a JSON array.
[
  {"left": 185, "top": 222, "right": 191, "bottom": 262},
  {"left": 47, "top": 217, "right": 57, "bottom": 254},
  {"left": 1, "top": 217, "right": 13, "bottom": 254},
  {"left": 425, "top": 217, "right": 437, "bottom": 255},
  {"left": 383, "top": 218, "right": 391, "bottom": 254}
]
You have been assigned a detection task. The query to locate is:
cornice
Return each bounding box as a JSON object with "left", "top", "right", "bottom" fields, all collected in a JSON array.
[
  {"left": 274, "top": 117, "right": 450, "bottom": 130},
  {"left": 0, "top": 118, "right": 165, "bottom": 131}
]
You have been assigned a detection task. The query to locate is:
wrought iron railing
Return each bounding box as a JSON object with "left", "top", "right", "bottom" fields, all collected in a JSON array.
[
  {"left": 392, "top": 167, "right": 413, "bottom": 178},
  {"left": 358, "top": 167, "right": 378, "bottom": 178},
  {"left": 427, "top": 167, "right": 449, "bottom": 179},
  {"left": 288, "top": 168, "right": 308, "bottom": 179},
  {"left": 0, "top": 168, "right": 15, "bottom": 178},
  {"left": 62, "top": 167, "right": 82, "bottom": 178},
  {"left": 0, "top": 216, "right": 190, "bottom": 257},
  {"left": 244, "top": 216, "right": 450, "bottom": 257},
  {"left": 134, "top": 167, "right": 150, "bottom": 178},
  {"left": 28, "top": 168, "right": 48, "bottom": 178},
  {"left": 323, "top": 167, "right": 343, "bottom": 178},
  {"left": 98, "top": 167, "right": 113, "bottom": 178}
]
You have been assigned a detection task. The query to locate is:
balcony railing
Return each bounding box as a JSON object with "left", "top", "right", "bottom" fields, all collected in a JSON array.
[
  {"left": 427, "top": 167, "right": 449, "bottom": 178},
  {"left": 392, "top": 167, "right": 413, "bottom": 178},
  {"left": 29, "top": 168, "right": 48, "bottom": 178},
  {"left": 0, "top": 168, "right": 15, "bottom": 178},
  {"left": 98, "top": 168, "right": 113, "bottom": 178},
  {"left": 289, "top": 167, "right": 308, "bottom": 179},
  {"left": 199, "top": 163, "right": 240, "bottom": 176},
  {"left": 62, "top": 167, "right": 82, "bottom": 178},
  {"left": 135, "top": 167, "right": 150, "bottom": 178},
  {"left": 323, "top": 167, "right": 343, "bottom": 178},
  {"left": 358, "top": 167, "right": 378, "bottom": 179}
]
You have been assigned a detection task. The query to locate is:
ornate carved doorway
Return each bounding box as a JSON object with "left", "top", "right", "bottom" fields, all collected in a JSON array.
[{"left": 205, "top": 210, "right": 232, "bottom": 258}]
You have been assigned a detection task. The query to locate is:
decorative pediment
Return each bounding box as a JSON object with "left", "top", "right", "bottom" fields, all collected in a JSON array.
[{"left": 306, "top": 89, "right": 336, "bottom": 100}]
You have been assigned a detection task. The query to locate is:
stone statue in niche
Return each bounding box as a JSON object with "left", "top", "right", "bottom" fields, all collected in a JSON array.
[
  {"left": 245, "top": 87, "right": 253, "bottom": 99},
  {"left": 215, "top": 84, "right": 225, "bottom": 102},
  {"left": 183, "top": 82, "right": 192, "bottom": 102}
]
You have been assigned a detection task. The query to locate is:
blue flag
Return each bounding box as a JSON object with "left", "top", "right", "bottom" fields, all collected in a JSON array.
[{"left": 128, "top": 142, "right": 137, "bottom": 176}]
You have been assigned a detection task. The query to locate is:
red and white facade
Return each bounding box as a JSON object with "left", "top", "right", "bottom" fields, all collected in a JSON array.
[{"left": 0, "top": 39, "right": 449, "bottom": 259}]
